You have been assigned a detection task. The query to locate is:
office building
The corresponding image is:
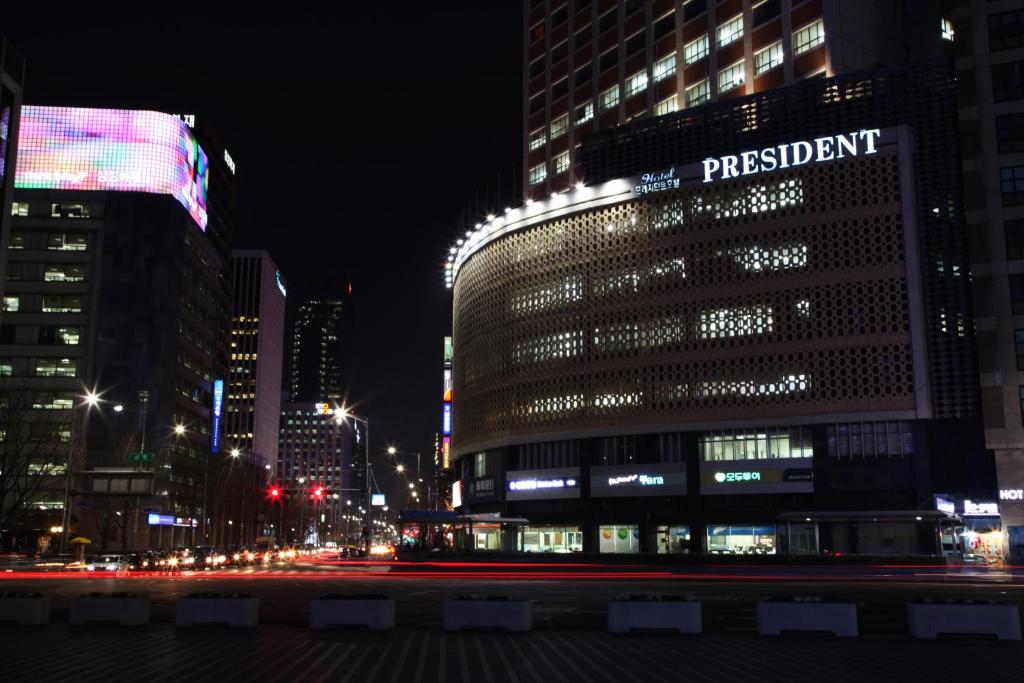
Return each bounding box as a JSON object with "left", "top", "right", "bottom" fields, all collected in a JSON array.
[
  {"left": 446, "top": 61, "right": 996, "bottom": 555},
  {"left": 288, "top": 278, "right": 349, "bottom": 403},
  {"left": 1, "top": 105, "right": 233, "bottom": 549},
  {"left": 0, "top": 34, "right": 24, "bottom": 286},
  {"left": 522, "top": 0, "right": 951, "bottom": 199},
  {"left": 955, "top": 0, "right": 1024, "bottom": 558}
]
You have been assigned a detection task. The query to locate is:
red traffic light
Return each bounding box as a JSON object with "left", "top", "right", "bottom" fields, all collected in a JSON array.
[{"left": 270, "top": 487, "right": 280, "bottom": 498}]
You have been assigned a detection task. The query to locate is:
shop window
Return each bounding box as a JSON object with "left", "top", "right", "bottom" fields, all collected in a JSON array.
[
  {"left": 522, "top": 526, "right": 583, "bottom": 553},
  {"left": 656, "top": 526, "right": 690, "bottom": 553},
  {"left": 599, "top": 435, "right": 636, "bottom": 465},
  {"left": 989, "top": 10, "right": 1024, "bottom": 51},
  {"left": 516, "top": 440, "right": 579, "bottom": 469},
  {"left": 707, "top": 525, "right": 776, "bottom": 554},
  {"left": 992, "top": 61, "right": 1024, "bottom": 102},
  {"left": 700, "top": 427, "right": 812, "bottom": 461},
  {"left": 599, "top": 525, "right": 639, "bottom": 553}
]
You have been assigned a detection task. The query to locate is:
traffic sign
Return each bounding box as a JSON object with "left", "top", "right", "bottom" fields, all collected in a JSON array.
[{"left": 128, "top": 452, "right": 154, "bottom": 463}]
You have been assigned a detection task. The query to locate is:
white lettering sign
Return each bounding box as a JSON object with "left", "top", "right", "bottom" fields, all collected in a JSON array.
[
  {"left": 702, "top": 129, "right": 882, "bottom": 183},
  {"left": 1000, "top": 489, "right": 1024, "bottom": 501},
  {"left": 224, "top": 149, "right": 236, "bottom": 175},
  {"left": 713, "top": 471, "right": 762, "bottom": 483},
  {"left": 964, "top": 499, "right": 999, "bottom": 516},
  {"left": 635, "top": 167, "right": 680, "bottom": 195},
  {"left": 509, "top": 478, "right": 577, "bottom": 491}
]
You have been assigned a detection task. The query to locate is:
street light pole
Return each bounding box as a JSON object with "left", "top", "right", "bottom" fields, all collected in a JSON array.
[{"left": 60, "top": 389, "right": 100, "bottom": 556}]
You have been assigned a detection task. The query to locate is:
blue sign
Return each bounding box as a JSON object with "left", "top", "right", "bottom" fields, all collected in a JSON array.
[
  {"left": 148, "top": 513, "right": 175, "bottom": 526},
  {"left": 442, "top": 402, "right": 452, "bottom": 436},
  {"left": 211, "top": 379, "right": 224, "bottom": 453}
]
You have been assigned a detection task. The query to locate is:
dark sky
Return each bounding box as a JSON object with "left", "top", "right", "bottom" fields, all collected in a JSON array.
[{"left": 3, "top": 6, "right": 522, "bottom": 503}]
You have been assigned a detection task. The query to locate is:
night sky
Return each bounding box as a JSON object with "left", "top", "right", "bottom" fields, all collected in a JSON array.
[{"left": 3, "top": 6, "right": 522, "bottom": 502}]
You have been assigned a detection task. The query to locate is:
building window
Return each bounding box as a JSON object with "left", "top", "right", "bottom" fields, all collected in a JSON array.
[
  {"left": 993, "top": 62, "right": 1024, "bottom": 102},
  {"left": 2, "top": 296, "right": 19, "bottom": 312},
  {"left": 989, "top": 10, "right": 1024, "bottom": 51},
  {"left": 754, "top": 41, "right": 783, "bottom": 75},
  {"left": 717, "top": 14, "right": 743, "bottom": 47},
  {"left": 940, "top": 17, "right": 954, "bottom": 42},
  {"left": 33, "top": 392, "right": 75, "bottom": 410},
  {"left": 655, "top": 94, "right": 678, "bottom": 116},
  {"left": 598, "top": 9, "right": 616, "bottom": 34},
  {"left": 529, "top": 128, "right": 546, "bottom": 152},
  {"left": 718, "top": 60, "right": 746, "bottom": 93},
  {"left": 654, "top": 11, "right": 675, "bottom": 40},
  {"left": 685, "top": 79, "right": 709, "bottom": 107},
  {"left": 576, "top": 100, "right": 594, "bottom": 125},
  {"left": 529, "top": 163, "right": 547, "bottom": 186},
  {"left": 793, "top": 19, "right": 825, "bottom": 55},
  {"left": 625, "top": 69, "right": 648, "bottom": 97},
  {"left": 1016, "top": 330, "right": 1024, "bottom": 370},
  {"left": 0, "top": 360, "right": 12, "bottom": 377},
  {"left": 473, "top": 452, "right": 487, "bottom": 478},
  {"left": 529, "top": 56, "right": 545, "bottom": 78},
  {"left": 683, "top": 35, "right": 708, "bottom": 66},
  {"left": 10, "top": 202, "right": 28, "bottom": 217},
  {"left": 50, "top": 203, "right": 89, "bottom": 218},
  {"left": 700, "top": 427, "right": 813, "bottom": 461},
  {"left": 599, "top": 48, "right": 618, "bottom": 73},
  {"left": 39, "top": 326, "right": 81, "bottom": 345},
  {"left": 997, "top": 113, "right": 1024, "bottom": 154},
  {"left": 574, "top": 62, "right": 592, "bottom": 87},
  {"left": 42, "top": 295, "right": 82, "bottom": 313},
  {"left": 47, "top": 233, "right": 87, "bottom": 251},
  {"left": 752, "top": 0, "right": 781, "bottom": 26},
  {"left": 43, "top": 265, "right": 85, "bottom": 282},
  {"left": 551, "top": 77, "right": 568, "bottom": 102},
  {"left": 5, "top": 263, "right": 23, "bottom": 281},
  {"left": 34, "top": 358, "right": 77, "bottom": 378},
  {"left": 1010, "top": 274, "right": 1024, "bottom": 314},
  {"left": 1001, "top": 165, "right": 1024, "bottom": 206},
  {"left": 1007, "top": 219, "right": 1024, "bottom": 260},
  {"left": 550, "top": 114, "right": 568, "bottom": 140},
  {"left": 653, "top": 54, "right": 677, "bottom": 82},
  {"left": 8, "top": 233, "right": 25, "bottom": 249},
  {"left": 827, "top": 422, "right": 913, "bottom": 458},
  {"left": 625, "top": 30, "right": 645, "bottom": 56},
  {"left": 600, "top": 84, "right": 620, "bottom": 111},
  {"left": 553, "top": 151, "right": 570, "bottom": 175}
]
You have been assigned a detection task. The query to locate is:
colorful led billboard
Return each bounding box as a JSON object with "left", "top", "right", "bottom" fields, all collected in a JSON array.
[{"left": 15, "top": 106, "right": 209, "bottom": 230}]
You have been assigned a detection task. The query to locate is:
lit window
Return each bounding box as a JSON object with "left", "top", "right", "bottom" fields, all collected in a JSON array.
[
  {"left": 718, "top": 60, "right": 746, "bottom": 93},
  {"left": 10, "top": 202, "right": 28, "bottom": 217},
  {"left": 684, "top": 35, "right": 709, "bottom": 64},
  {"left": 576, "top": 100, "right": 594, "bottom": 125},
  {"left": 717, "top": 14, "right": 743, "bottom": 47},
  {"left": 754, "top": 42, "right": 783, "bottom": 75},
  {"left": 697, "top": 305, "right": 774, "bottom": 339},
  {"left": 50, "top": 203, "right": 89, "bottom": 218},
  {"left": 553, "top": 151, "right": 570, "bottom": 175},
  {"left": 47, "top": 233, "right": 87, "bottom": 251},
  {"left": 529, "top": 128, "right": 546, "bottom": 151},
  {"left": 42, "top": 295, "right": 82, "bottom": 313},
  {"left": 793, "top": 19, "right": 824, "bottom": 55},
  {"left": 655, "top": 95, "right": 678, "bottom": 116},
  {"left": 653, "top": 54, "right": 676, "bottom": 82},
  {"left": 44, "top": 265, "right": 85, "bottom": 282},
  {"left": 685, "top": 79, "right": 709, "bottom": 107},
  {"left": 626, "top": 70, "right": 648, "bottom": 97},
  {"left": 34, "top": 358, "right": 77, "bottom": 378},
  {"left": 2, "top": 296, "right": 19, "bottom": 312},
  {"left": 941, "top": 18, "right": 954, "bottom": 41},
  {"left": 600, "top": 84, "right": 620, "bottom": 111},
  {"left": 529, "top": 163, "right": 547, "bottom": 186},
  {"left": 8, "top": 233, "right": 25, "bottom": 249},
  {"left": 550, "top": 114, "right": 568, "bottom": 140},
  {"left": 0, "top": 361, "right": 12, "bottom": 376}
]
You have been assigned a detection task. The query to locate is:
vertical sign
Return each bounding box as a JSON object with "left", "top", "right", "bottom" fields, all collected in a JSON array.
[
  {"left": 442, "top": 436, "right": 451, "bottom": 469},
  {"left": 444, "top": 337, "right": 453, "bottom": 365},
  {"left": 443, "top": 369, "right": 453, "bottom": 402},
  {"left": 211, "top": 379, "right": 224, "bottom": 453},
  {"left": 442, "top": 403, "right": 452, "bottom": 436}
]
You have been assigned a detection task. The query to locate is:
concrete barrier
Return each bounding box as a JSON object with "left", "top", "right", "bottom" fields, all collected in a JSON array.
[
  {"left": 908, "top": 600, "right": 1021, "bottom": 640},
  {"left": 443, "top": 595, "right": 532, "bottom": 632},
  {"left": 608, "top": 594, "right": 702, "bottom": 634},
  {"left": 70, "top": 593, "right": 150, "bottom": 626},
  {"left": 757, "top": 598, "right": 858, "bottom": 637},
  {"left": 0, "top": 592, "right": 50, "bottom": 625},
  {"left": 310, "top": 594, "right": 395, "bottom": 630},
  {"left": 176, "top": 593, "right": 259, "bottom": 628}
]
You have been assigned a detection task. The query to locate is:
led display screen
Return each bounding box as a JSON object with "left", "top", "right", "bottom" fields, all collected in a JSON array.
[
  {"left": 211, "top": 379, "right": 224, "bottom": 453},
  {"left": 0, "top": 107, "right": 9, "bottom": 186},
  {"left": 371, "top": 493, "right": 386, "bottom": 507},
  {"left": 442, "top": 402, "right": 452, "bottom": 435},
  {"left": 444, "top": 337, "right": 453, "bottom": 365},
  {"left": 443, "top": 369, "right": 452, "bottom": 402},
  {"left": 15, "top": 106, "right": 209, "bottom": 230}
]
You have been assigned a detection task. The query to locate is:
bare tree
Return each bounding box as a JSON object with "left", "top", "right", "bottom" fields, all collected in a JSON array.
[{"left": 0, "top": 380, "right": 71, "bottom": 542}]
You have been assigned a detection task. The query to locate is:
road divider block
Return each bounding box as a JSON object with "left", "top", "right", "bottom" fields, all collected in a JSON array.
[
  {"left": 443, "top": 595, "right": 532, "bottom": 632},
  {"left": 908, "top": 599, "right": 1021, "bottom": 640},
  {"left": 176, "top": 592, "right": 259, "bottom": 628},
  {"left": 0, "top": 591, "right": 50, "bottom": 625},
  {"left": 310, "top": 594, "right": 395, "bottom": 630},
  {"left": 608, "top": 594, "right": 702, "bottom": 634},
  {"left": 70, "top": 592, "right": 150, "bottom": 626},
  {"left": 757, "top": 598, "right": 858, "bottom": 637}
]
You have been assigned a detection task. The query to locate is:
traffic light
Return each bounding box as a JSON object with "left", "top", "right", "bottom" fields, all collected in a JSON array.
[
  {"left": 313, "top": 486, "right": 324, "bottom": 499},
  {"left": 270, "top": 486, "right": 280, "bottom": 499}
]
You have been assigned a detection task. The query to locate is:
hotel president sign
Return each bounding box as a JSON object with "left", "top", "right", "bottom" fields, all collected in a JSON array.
[{"left": 701, "top": 129, "right": 882, "bottom": 183}]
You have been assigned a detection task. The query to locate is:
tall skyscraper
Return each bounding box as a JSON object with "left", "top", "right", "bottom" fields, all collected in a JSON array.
[
  {"left": 1, "top": 105, "right": 233, "bottom": 549},
  {"left": 226, "top": 250, "right": 286, "bottom": 470},
  {"left": 522, "top": 0, "right": 950, "bottom": 199},
  {"left": 288, "top": 278, "right": 349, "bottom": 402},
  {"left": 0, "top": 35, "right": 24, "bottom": 293},
  {"left": 955, "top": 1, "right": 1024, "bottom": 557}
]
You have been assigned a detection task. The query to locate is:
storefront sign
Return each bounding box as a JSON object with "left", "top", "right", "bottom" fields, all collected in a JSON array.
[
  {"left": 964, "top": 500, "right": 999, "bottom": 516},
  {"left": 442, "top": 403, "right": 452, "bottom": 436},
  {"left": 452, "top": 481, "right": 462, "bottom": 508},
  {"left": 465, "top": 476, "right": 500, "bottom": 503},
  {"left": 1000, "top": 489, "right": 1024, "bottom": 501},
  {"left": 591, "top": 463, "right": 687, "bottom": 498},
  {"left": 211, "top": 379, "right": 224, "bottom": 453},
  {"left": 702, "top": 129, "right": 882, "bottom": 183},
  {"left": 371, "top": 494, "right": 386, "bottom": 507},
  {"left": 506, "top": 468, "right": 581, "bottom": 501},
  {"left": 700, "top": 459, "right": 813, "bottom": 495},
  {"left": 634, "top": 167, "right": 680, "bottom": 195},
  {"left": 147, "top": 514, "right": 197, "bottom": 527},
  {"left": 933, "top": 495, "right": 956, "bottom": 515},
  {"left": 443, "top": 337, "right": 453, "bottom": 366}
]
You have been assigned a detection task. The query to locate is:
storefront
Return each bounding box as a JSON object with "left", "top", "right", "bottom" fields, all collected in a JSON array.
[
  {"left": 656, "top": 525, "right": 690, "bottom": 554},
  {"left": 599, "top": 525, "right": 640, "bottom": 553},
  {"left": 961, "top": 500, "right": 1004, "bottom": 566},
  {"left": 706, "top": 525, "right": 777, "bottom": 555},
  {"left": 522, "top": 525, "right": 582, "bottom": 553}
]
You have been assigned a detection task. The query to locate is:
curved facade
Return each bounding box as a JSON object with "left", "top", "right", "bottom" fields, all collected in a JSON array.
[{"left": 453, "top": 132, "right": 925, "bottom": 457}]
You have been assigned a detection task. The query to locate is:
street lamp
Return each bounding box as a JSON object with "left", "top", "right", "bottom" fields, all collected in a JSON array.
[
  {"left": 395, "top": 464, "right": 404, "bottom": 473},
  {"left": 60, "top": 388, "right": 103, "bottom": 555},
  {"left": 335, "top": 406, "right": 372, "bottom": 533}
]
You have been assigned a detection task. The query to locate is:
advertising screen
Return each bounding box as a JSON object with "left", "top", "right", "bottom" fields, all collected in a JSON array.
[
  {"left": 442, "top": 402, "right": 452, "bottom": 436},
  {"left": 452, "top": 481, "right": 462, "bottom": 508},
  {"left": 441, "top": 436, "right": 451, "bottom": 469},
  {"left": 15, "top": 106, "right": 210, "bottom": 230},
  {"left": 444, "top": 337, "right": 453, "bottom": 365},
  {"left": 211, "top": 379, "right": 224, "bottom": 453},
  {"left": 371, "top": 493, "right": 386, "bottom": 507},
  {"left": 443, "top": 369, "right": 452, "bottom": 402},
  {"left": 0, "top": 107, "right": 8, "bottom": 185}
]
